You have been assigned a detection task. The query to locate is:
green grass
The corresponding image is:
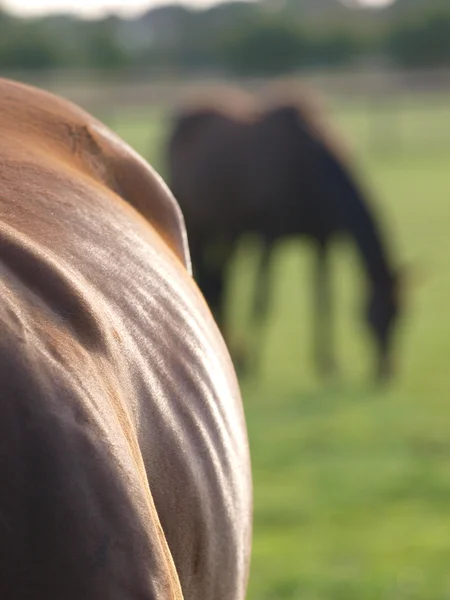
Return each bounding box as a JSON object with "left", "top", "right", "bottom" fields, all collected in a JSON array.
[{"left": 110, "top": 99, "right": 450, "bottom": 599}]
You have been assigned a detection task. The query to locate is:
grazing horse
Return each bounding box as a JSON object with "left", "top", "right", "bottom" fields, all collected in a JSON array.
[
  {"left": 167, "top": 89, "right": 404, "bottom": 381},
  {"left": 0, "top": 77, "right": 252, "bottom": 599}
]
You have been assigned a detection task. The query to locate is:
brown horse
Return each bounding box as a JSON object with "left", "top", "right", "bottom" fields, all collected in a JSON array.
[
  {"left": 166, "top": 86, "right": 405, "bottom": 381},
  {"left": 0, "top": 77, "right": 252, "bottom": 599}
]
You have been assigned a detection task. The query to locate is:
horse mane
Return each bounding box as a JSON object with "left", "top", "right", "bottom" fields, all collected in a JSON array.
[{"left": 261, "top": 79, "right": 352, "bottom": 164}]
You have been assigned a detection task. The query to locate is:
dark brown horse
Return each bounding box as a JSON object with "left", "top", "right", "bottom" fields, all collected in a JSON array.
[
  {"left": 0, "top": 77, "right": 252, "bottom": 599},
  {"left": 166, "top": 87, "right": 405, "bottom": 381}
]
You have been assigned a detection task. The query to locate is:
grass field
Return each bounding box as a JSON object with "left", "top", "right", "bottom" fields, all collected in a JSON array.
[{"left": 111, "top": 97, "right": 450, "bottom": 599}]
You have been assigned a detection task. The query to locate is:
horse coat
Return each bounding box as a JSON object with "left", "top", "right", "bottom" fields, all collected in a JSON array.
[{"left": 0, "top": 78, "right": 252, "bottom": 600}]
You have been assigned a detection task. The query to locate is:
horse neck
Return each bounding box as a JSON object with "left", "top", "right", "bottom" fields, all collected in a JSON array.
[
  {"left": 347, "top": 201, "right": 395, "bottom": 291},
  {"left": 320, "top": 146, "right": 395, "bottom": 288}
]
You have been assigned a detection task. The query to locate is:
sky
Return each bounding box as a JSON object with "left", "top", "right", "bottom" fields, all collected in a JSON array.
[{"left": 3, "top": 0, "right": 395, "bottom": 19}]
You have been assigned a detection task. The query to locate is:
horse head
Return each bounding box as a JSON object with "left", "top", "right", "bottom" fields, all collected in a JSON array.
[{"left": 366, "top": 266, "right": 407, "bottom": 381}]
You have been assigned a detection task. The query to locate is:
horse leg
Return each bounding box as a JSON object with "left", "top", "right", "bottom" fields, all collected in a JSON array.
[
  {"left": 313, "top": 240, "right": 338, "bottom": 378},
  {"left": 192, "top": 238, "right": 251, "bottom": 378},
  {"left": 205, "top": 264, "right": 227, "bottom": 333},
  {"left": 248, "top": 237, "right": 274, "bottom": 376},
  {"left": 191, "top": 240, "right": 225, "bottom": 326},
  {"left": 209, "top": 243, "right": 247, "bottom": 372},
  {"left": 192, "top": 238, "right": 236, "bottom": 351}
]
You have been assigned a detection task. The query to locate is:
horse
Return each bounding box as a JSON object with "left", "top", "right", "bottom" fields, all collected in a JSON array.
[
  {"left": 0, "top": 77, "right": 252, "bottom": 599},
  {"left": 166, "top": 86, "right": 405, "bottom": 381}
]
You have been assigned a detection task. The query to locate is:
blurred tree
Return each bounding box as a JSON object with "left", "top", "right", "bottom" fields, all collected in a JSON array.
[
  {"left": 218, "top": 17, "right": 311, "bottom": 75},
  {"left": 0, "top": 20, "right": 63, "bottom": 70},
  {"left": 84, "top": 17, "right": 130, "bottom": 70},
  {"left": 0, "top": 0, "right": 449, "bottom": 74},
  {"left": 311, "top": 31, "right": 364, "bottom": 67},
  {"left": 386, "top": 11, "right": 450, "bottom": 67},
  {"left": 386, "top": 0, "right": 448, "bottom": 18},
  {"left": 262, "top": 0, "right": 350, "bottom": 22}
]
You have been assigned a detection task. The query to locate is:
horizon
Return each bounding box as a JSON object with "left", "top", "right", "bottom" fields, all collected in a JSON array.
[{"left": 2, "top": 0, "right": 396, "bottom": 19}]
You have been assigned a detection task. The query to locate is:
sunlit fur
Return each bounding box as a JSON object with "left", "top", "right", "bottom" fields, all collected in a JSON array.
[{"left": 0, "top": 77, "right": 252, "bottom": 599}]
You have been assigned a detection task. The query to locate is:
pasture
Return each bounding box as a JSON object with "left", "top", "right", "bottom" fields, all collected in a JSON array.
[{"left": 111, "top": 95, "right": 450, "bottom": 599}]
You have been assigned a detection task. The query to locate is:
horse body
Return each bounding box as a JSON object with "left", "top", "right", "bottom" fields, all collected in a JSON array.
[
  {"left": 168, "top": 99, "right": 402, "bottom": 380},
  {"left": 0, "top": 78, "right": 252, "bottom": 599}
]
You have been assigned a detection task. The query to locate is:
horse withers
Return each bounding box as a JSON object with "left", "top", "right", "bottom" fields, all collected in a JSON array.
[
  {"left": 0, "top": 77, "right": 252, "bottom": 599},
  {"left": 167, "top": 86, "right": 406, "bottom": 382}
]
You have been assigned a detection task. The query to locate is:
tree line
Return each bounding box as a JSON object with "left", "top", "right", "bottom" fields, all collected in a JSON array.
[{"left": 0, "top": 2, "right": 450, "bottom": 74}]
